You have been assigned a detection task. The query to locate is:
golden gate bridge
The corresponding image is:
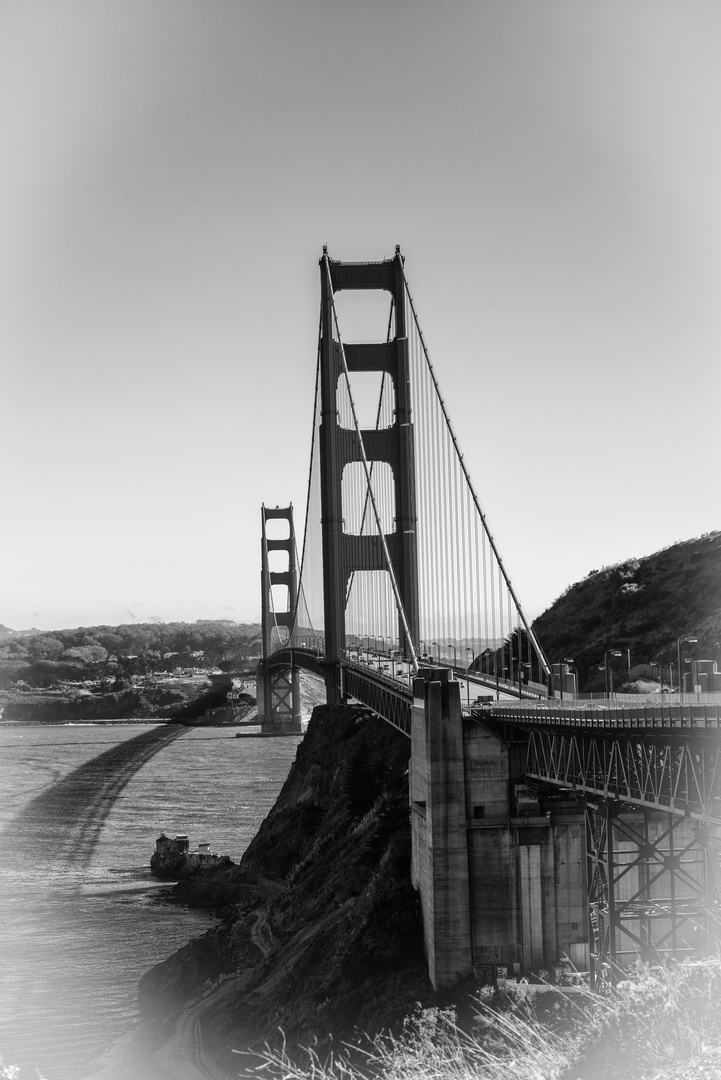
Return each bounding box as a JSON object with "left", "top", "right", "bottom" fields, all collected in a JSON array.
[{"left": 258, "top": 247, "right": 720, "bottom": 990}]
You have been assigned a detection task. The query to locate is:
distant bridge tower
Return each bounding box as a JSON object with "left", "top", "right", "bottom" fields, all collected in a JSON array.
[
  {"left": 259, "top": 504, "right": 302, "bottom": 734},
  {"left": 319, "top": 246, "right": 420, "bottom": 704}
]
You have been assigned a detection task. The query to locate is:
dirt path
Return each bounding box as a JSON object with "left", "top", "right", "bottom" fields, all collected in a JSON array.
[
  {"left": 153, "top": 975, "right": 244, "bottom": 1080},
  {"left": 152, "top": 894, "right": 280, "bottom": 1080},
  {"left": 249, "top": 904, "right": 277, "bottom": 957}
]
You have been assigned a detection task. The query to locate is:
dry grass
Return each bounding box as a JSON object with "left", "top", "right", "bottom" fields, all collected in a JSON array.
[{"left": 249, "top": 957, "right": 721, "bottom": 1080}]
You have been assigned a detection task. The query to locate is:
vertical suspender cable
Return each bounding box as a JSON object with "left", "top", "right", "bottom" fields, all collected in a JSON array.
[
  {"left": 293, "top": 307, "right": 324, "bottom": 649},
  {"left": 401, "top": 267, "right": 550, "bottom": 680}
]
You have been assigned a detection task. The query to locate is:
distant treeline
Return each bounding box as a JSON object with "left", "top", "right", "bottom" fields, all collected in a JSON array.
[{"left": 0, "top": 619, "right": 262, "bottom": 689}]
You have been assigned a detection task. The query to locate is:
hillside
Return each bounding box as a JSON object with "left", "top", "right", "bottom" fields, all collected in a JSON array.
[
  {"left": 0, "top": 618, "right": 262, "bottom": 690},
  {"left": 531, "top": 531, "right": 721, "bottom": 691}
]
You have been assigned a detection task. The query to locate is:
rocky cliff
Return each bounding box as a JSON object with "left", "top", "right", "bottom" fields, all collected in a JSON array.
[{"left": 138, "top": 703, "right": 436, "bottom": 1068}]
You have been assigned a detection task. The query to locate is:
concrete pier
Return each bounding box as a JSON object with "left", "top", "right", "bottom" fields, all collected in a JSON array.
[{"left": 410, "top": 668, "right": 587, "bottom": 988}]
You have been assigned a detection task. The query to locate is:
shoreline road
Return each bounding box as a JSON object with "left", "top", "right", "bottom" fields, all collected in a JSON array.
[
  {"left": 154, "top": 894, "right": 280, "bottom": 1080},
  {"left": 154, "top": 974, "right": 245, "bottom": 1080}
]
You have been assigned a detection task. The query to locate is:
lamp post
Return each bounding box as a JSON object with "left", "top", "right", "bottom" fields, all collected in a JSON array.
[
  {"left": 558, "top": 657, "right": 574, "bottom": 701},
  {"left": 677, "top": 635, "right": 698, "bottom": 702},
  {"left": 447, "top": 643, "right": 458, "bottom": 668},
  {"left": 604, "top": 649, "right": 623, "bottom": 698},
  {"left": 464, "top": 647, "right": 474, "bottom": 709}
]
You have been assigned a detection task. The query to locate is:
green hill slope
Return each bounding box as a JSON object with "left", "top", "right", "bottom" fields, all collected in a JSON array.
[{"left": 531, "top": 531, "right": 721, "bottom": 691}]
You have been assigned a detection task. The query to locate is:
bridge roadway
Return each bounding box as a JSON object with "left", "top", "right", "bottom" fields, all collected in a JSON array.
[{"left": 267, "top": 648, "right": 721, "bottom": 827}]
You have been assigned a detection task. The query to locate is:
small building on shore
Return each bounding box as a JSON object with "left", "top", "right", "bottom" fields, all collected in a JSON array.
[{"left": 151, "top": 833, "right": 232, "bottom": 879}]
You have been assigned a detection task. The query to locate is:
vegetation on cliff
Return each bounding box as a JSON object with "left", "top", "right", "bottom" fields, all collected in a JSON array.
[{"left": 257, "top": 957, "right": 721, "bottom": 1080}]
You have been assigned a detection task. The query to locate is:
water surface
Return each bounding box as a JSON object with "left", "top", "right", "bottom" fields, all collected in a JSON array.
[{"left": 0, "top": 721, "right": 300, "bottom": 1078}]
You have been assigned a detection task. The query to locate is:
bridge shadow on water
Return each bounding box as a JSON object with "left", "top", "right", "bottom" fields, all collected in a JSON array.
[{"left": 5, "top": 723, "right": 187, "bottom": 875}]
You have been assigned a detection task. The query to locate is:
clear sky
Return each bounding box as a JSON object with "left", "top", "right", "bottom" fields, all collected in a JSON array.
[{"left": 2, "top": 0, "right": 719, "bottom": 633}]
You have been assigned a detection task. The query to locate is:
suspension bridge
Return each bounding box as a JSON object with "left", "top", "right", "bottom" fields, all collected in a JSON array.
[{"left": 258, "top": 247, "right": 720, "bottom": 990}]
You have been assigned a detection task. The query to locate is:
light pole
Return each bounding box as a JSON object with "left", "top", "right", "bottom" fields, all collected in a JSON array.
[
  {"left": 464, "top": 647, "right": 474, "bottom": 710},
  {"left": 558, "top": 657, "right": 574, "bottom": 701},
  {"left": 447, "top": 643, "right": 458, "bottom": 668},
  {"left": 604, "top": 649, "right": 623, "bottom": 698},
  {"left": 677, "top": 635, "right": 698, "bottom": 701}
]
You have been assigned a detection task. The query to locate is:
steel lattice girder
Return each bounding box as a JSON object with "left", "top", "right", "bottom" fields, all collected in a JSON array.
[
  {"left": 526, "top": 728, "right": 721, "bottom": 826},
  {"left": 269, "top": 669, "right": 294, "bottom": 716},
  {"left": 343, "top": 664, "right": 412, "bottom": 737},
  {"left": 585, "top": 801, "right": 718, "bottom": 985}
]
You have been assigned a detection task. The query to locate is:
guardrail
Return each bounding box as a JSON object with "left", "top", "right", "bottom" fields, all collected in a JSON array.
[{"left": 476, "top": 701, "right": 720, "bottom": 731}]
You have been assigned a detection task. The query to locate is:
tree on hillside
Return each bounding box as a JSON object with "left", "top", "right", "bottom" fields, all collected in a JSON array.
[{"left": 26, "top": 636, "right": 65, "bottom": 661}]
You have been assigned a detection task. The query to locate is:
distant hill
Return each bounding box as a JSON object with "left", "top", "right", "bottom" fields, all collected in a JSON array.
[
  {"left": 0, "top": 619, "right": 263, "bottom": 690},
  {"left": 531, "top": 531, "right": 721, "bottom": 691},
  {"left": 0, "top": 625, "right": 42, "bottom": 639}
]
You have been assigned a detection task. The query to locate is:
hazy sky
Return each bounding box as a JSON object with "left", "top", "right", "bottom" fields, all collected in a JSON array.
[{"left": 2, "top": 1, "right": 719, "bottom": 632}]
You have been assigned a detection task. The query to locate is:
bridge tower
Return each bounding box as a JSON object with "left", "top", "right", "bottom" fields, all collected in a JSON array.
[
  {"left": 259, "top": 504, "right": 302, "bottom": 734},
  {"left": 319, "top": 247, "right": 420, "bottom": 704}
]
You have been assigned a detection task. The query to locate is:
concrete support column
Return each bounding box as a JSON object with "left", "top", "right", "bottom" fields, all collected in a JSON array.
[
  {"left": 519, "top": 844, "right": 544, "bottom": 970},
  {"left": 410, "top": 668, "right": 473, "bottom": 989}
]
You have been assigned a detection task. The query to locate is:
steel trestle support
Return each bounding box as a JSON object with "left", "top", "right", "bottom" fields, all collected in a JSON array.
[
  {"left": 524, "top": 726, "right": 721, "bottom": 825},
  {"left": 586, "top": 801, "right": 717, "bottom": 987}
]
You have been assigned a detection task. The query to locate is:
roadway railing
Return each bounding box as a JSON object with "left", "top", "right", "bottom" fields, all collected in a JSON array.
[
  {"left": 476, "top": 700, "right": 719, "bottom": 731},
  {"left": 547, "top": 690, "right": 721, "bottom": 707}
]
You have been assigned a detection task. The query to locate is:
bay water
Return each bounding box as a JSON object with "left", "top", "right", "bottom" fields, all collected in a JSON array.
[{"left": 0, "top": 721, "right": 301, "bottom": 1079}]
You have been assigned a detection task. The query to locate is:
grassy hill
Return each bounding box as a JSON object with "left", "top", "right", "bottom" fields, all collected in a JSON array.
[{"left": 531, "top": 531, "right": 721, "bottom": 692}]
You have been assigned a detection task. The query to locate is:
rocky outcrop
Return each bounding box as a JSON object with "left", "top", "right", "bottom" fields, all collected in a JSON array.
[
  {"left": 138, "top": 931, "right": 228, "bottom": 1016},
  {"left": 139, "top": 703, "right": 434, "bottom": 1063}
]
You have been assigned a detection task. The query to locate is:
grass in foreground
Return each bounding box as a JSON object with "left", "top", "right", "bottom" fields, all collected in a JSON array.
[{"left": 250, "top": 956, "right": 721, "bottom": 1080}]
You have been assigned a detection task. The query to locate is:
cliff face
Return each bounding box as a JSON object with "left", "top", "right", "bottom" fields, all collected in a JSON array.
[{"left": 139, "top": 703, "right": 432, "bottom": 1060}]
